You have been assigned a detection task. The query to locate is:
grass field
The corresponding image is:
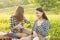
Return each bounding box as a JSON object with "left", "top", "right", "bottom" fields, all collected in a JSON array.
[{"left": 0, "top": 7, "right": 60, "bottom": 40}]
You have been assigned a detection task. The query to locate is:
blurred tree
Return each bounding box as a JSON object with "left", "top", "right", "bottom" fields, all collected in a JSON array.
[
  {"left": 0, "top": 0, "right": 60, "bottom": 10},
  {"left": 28, "top": 0, "right": 57, "bottom": 11},
  {"left": 23, "top": 0, "right": 29, "bottom": 5},
  {"left": 28, "top": 0, "right": 36, "bottom": 3}
]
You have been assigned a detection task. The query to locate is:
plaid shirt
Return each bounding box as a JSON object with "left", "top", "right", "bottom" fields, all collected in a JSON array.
[
  {"left": 32, "top": 20, "right": 50, "bottom": 37},
  {"left": 10, "top": 15, "right": 30, "bottom": 33}
]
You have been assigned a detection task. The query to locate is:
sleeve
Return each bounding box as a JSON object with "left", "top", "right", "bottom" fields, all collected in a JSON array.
[
  {"left": 24, "top": 17, "right": 30, "bottom": 24},
  {"left": 32, "top": 21, "right": 37, "bottom": 32},
  {"left": 10, "top": 16, "right": 16, "bottom": 32},
  {"left": 37, "top": 20, "right": 50, "bottom": 37}
]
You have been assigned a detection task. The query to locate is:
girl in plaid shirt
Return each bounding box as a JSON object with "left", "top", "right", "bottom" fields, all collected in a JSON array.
[
  {"left": 5, "top": 6, "right": 31, "bottom": 39},
  {"left": 10, "top": 6, "right": 30, "bottom": 33},
  {"left": 32, "top": 8, "right": 50, "bottom": 40}
]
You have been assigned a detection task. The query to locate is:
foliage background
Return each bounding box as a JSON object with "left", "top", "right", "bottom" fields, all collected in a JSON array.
[{"left": 0, "top": 0, "right": 60, "bottom": 40}]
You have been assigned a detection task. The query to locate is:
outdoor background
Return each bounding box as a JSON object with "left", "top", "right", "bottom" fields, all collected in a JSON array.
[{"left": 0, "top": 0, "right": 60, "bottom": 40}]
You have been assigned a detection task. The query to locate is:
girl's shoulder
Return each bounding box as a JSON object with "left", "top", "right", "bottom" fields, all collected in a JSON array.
[
  {"left": 34, "top": 20, "right": 37, "bottom": 22},
  {"left": 34, "top": 20, "right": 38, "bottom": 24},
  {"left": 10, "top": 15, "right": 16, "bottom": 20},
  {"left": 34, "top": 20, "right": 50, "bottom": 24},
  {"left": 43, "top": 20, "right": 50, "bottom": 27},
  {"left": 10, "top": 15, "right": 14, "bottom": 18},
  {"left": 10, "top": 15, "right": 15, "bottom": 19},
  {"left": 44, "top": 20, "right": 50, "bottom": 24}
]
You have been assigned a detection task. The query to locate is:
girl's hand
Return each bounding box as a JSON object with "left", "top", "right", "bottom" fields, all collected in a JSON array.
[
  {"left": 38, "top": 34, "right": 45, "bottom": 40},
  {"left": 33, "top": 31, "right": 38, "bottom": 38},
  {"left": 13, "top": 25, "right": 18, "bottom": 29},
  {"left": 14, "top": 23, "right": 23, "bottom": 29}
]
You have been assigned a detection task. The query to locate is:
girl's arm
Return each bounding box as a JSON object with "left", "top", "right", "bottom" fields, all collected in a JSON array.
[
  {"left": 10, "top": 16, "right": 15, "bottom": 30},
  {"left": 24, "top": 17, "right": 30, "bottom": 24},
  {"left": 33, "top": 31, "right": 38, "bottom": 38},
  {"left": 33, "top": 31, "right": 44, "bottom": 40},
  {"left": 10, "top": 16, "right": 18, "bottom": 32}
]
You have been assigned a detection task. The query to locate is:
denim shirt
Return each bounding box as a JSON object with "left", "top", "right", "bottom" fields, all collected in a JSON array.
[{"left": 32, "top": 20, "right": 50, "bottom": 37}]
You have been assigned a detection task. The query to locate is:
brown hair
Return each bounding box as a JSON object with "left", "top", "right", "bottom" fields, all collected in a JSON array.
[
  {"left": 36, "top": 8, "right": 48, "bottom": 20},
  {"left": 14, "top": 6, "right": 24, "bottom": 22}
]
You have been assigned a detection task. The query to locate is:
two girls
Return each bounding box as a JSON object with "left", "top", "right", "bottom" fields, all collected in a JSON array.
[{"left": 10, "top": 6, "right": 50, "bottom": 40}]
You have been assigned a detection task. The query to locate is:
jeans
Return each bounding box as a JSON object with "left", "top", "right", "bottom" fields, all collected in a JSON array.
[{"left": 5, "top": 33, "right": 20, "bottom": 39}]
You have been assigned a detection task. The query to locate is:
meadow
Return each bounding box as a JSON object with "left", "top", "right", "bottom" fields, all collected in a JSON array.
[{"left": 0, "top": 7, "right": 60, "bottom": 40}]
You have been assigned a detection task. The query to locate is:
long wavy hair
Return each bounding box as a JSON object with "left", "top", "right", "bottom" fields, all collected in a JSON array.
[
  {"left": 14, "top": 6, "right": 24, "bottom": 22},
  {"left": 36, "top": 8, "right": 48, "bottom": 20}
]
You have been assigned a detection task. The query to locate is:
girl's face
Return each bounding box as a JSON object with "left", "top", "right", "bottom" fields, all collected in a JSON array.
[{"left": 36, "top": 10, "right": 43, "bottom": 19}]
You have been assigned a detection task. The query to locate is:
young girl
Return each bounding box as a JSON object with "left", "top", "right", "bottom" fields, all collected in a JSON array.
[
  {"left": 5, "top": 6, "right": 30, "bottom": 39},
  {"left": 33, "top": 8, "right": 50, "bottom": 40},
  {"left": 10, "top": 6, "right": 30, "bottom": 33}
]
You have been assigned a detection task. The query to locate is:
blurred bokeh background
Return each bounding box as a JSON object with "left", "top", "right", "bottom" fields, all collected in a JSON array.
[{"left": 0, "top": 0, "right": 60, "bottom": 40}]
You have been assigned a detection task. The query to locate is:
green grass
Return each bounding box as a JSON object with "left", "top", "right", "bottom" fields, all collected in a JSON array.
[{"left": 0, "top": 7, "right": 60, "bottom": 40}]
